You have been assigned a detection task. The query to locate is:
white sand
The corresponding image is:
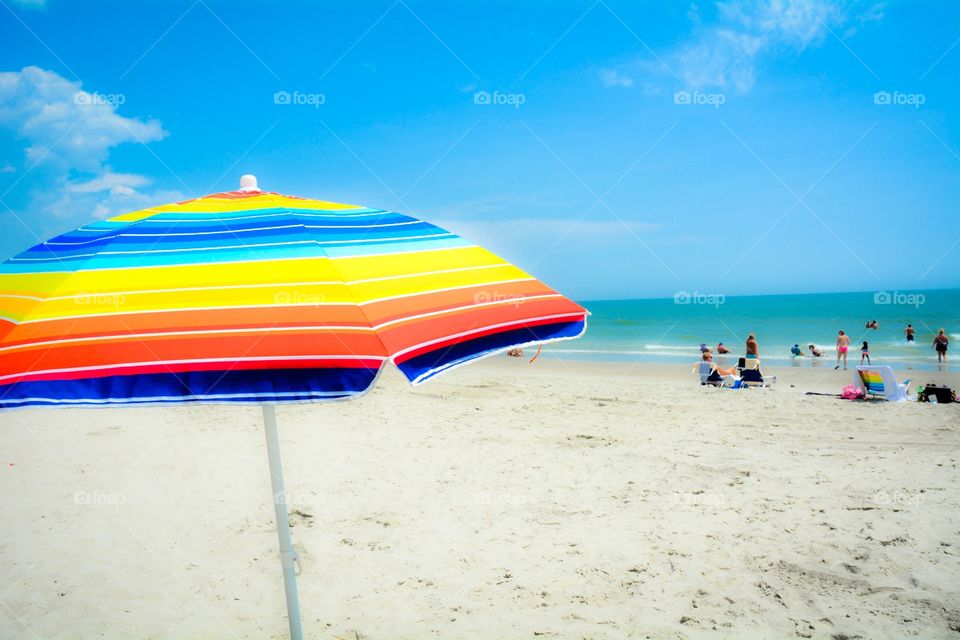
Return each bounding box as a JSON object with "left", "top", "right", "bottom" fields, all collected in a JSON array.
[{"left": 1, "top": 358, "right": 958, "bottom": 639}]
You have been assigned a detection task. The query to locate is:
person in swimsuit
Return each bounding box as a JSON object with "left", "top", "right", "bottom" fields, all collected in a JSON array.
[
  {"left": 791, "top": 344, "right": 804, "bottom": 356},
  {"left": 865, "top": 320, "right": 879, "bottom": 330},
  {"left": 860, "top": 341, "right": 870, "bottom": 365},
  {"left": 835, "top": 330, "right": 850, "bottom": 370},
  {"left": 808, "top": 344, "right": 822, "bottom": 357},
  {"left": 745, "top": 333, "right": 759, "bottom": 360},
  {"left": 934, "top": 329, "right": 949, "bottom": 364},
  {"left": 699, "top": 352, "right": 738, "bottom": 382},
  {"left": 716, "top": 342, "right": 729, "bottom": 354},
  {"left": 905, "top": 324, "right": 915, "bottom": 342}
]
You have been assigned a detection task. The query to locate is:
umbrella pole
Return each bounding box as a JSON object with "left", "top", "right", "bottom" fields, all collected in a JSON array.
[{"left": 262, "top": 404, "right": 304, "bottom": 640}]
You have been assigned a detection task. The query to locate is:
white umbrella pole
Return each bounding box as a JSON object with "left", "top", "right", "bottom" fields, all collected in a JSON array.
[{"left": 262, "top": 404, "right": 304, "bottom": 640}]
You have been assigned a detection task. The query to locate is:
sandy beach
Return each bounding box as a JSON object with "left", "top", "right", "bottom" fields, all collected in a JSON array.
[{"left": 1, "top": 358, "right": 957, "bottom": 639}]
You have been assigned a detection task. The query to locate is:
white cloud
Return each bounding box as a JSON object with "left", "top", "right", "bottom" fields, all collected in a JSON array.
[
  {"left": 65, "top": 171, "right": 152, "bottom": 194},
  {"left": 0, "top": 67, "right": 183, "bottom": 257},
  {"left": 603, "top": 1, "right": 885, "bottom": 93},
  {"left": 43, "top": 179, "right": 184, "bottom": 221},
  {"left": 0, "top": 66, "right": 166, "bottom": 171}
]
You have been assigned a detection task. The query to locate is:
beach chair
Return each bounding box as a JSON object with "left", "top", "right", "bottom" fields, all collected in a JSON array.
[
  {"left": 853, "top": 366, "right": 912, "bottom": 402},
  {"left": 695, "top": 362, "right": 738, "bottom": 388},
  {"left": 739, "top": 366, "right": 776, "bottom": 387}
]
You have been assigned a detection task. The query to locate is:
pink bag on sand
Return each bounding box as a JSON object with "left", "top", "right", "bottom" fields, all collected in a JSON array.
[{"left": 841, "top": 384, "right": 865, "bottom": 400}]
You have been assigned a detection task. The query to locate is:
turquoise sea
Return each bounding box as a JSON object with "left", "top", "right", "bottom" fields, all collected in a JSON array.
[{"left": 546, "top": 289, "right": 960, "bottom": 372}]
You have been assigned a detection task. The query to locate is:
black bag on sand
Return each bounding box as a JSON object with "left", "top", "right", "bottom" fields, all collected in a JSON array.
[{"left": 919, "top": 384, "right": 956, "bottom": 404}]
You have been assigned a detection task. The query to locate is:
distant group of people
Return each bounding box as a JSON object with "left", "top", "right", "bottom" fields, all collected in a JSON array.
[
  {"left": 698, "top": 334, "right": 763, "bottom": 373},
  {"left": 699, "top": 324, "right": 950, "bottom": 372},
  {"left": 700, "top": 342, "right": 730, "bottom": 354}
]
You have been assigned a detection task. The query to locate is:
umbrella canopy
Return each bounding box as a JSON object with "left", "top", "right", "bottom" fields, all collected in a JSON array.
[
  {"left": 0, "top": 180, "right": 587, "bottom": 408},
  {"left": 0, "top": 176, "right": 587, "bottom": 639}
]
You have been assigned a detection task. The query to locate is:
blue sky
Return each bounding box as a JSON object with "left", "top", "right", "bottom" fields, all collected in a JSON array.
[{"left": 1, "top": 0, "right": 958, "bottom": 300}]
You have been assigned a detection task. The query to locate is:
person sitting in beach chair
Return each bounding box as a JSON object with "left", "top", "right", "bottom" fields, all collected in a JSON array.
[
  {"left": 739, "top": 364, "right": 777, "bottom": 387},
  {"left": 852, "top": 365, "right": 912, "bottom": 402},
  {"left": 694, "top": 352, "right": 739, "bottom": 387}
]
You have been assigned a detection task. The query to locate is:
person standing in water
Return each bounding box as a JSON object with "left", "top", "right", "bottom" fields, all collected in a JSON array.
[
  {"left": 934, "top": 329, "right": 949, "bottom": 364},
  {"left": 904, "top": 324, "right": 915, "bottom": 342},
  {"left": 835, "top": 330, "right": 850, "bottom": 370},
  {"left": 860, "top": 341, "right": 870, "bottom": 365}
]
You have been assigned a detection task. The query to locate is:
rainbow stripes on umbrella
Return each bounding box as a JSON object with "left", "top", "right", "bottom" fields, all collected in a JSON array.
[{"left": 0, "top": 190, "right": 587, "bottom": 408}]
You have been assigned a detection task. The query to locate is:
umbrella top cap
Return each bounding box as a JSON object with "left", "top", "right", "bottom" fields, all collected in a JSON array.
[{"left": 238, "top": 174, "right": 260, "bottom": 192}]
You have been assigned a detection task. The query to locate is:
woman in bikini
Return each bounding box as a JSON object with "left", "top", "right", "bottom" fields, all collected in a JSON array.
[{"left": 835, "top": 330, "right": 850, "bottom": 370}]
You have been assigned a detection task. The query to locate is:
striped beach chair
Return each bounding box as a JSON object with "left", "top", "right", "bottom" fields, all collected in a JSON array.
[{"left": 854, "top": 366, "right": 912, "bottom": 402}]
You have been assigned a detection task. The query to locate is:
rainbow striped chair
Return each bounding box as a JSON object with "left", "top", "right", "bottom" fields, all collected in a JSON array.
[{"left": 854, "top": 366, "right": 912, "bottom": 402}]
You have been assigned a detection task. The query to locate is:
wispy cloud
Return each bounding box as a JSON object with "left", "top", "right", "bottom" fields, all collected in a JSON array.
[
  {"left": 0, "top": 66, "right": 166, "bottom": 171},
  {"left": 600, "top": 0, "right": 885, "bottom": 93},
  {"left": 0, "top": 66, "right": 182, "bottom": 256}
]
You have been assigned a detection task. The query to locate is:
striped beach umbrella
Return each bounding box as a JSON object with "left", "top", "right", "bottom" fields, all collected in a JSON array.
[{"left": 0, "top": 175, "right": 587, "bottom": 638}]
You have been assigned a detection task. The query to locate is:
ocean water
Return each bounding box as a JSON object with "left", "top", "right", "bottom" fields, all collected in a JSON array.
[{"left": 545, "top": 289, "right": 960, "bottom": 372}]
